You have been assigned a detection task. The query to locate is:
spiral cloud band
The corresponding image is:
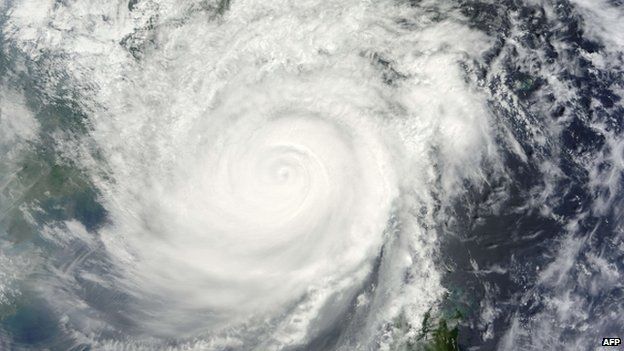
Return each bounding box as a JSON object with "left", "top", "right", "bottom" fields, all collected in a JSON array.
[{"left": 105, "top": 79, "right": 399, "bottom": 338}]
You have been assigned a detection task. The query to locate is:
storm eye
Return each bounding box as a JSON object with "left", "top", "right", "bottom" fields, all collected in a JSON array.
[{"left": 276, "top": 166, "right": 291, "bottom": 182}]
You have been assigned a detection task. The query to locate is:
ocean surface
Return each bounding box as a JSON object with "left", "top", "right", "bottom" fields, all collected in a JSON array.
[{"left": 0, "top": 0, "right": 622, "bottom": 350}]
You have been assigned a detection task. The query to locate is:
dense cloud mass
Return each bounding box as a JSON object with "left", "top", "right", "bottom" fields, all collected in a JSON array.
[{"left": 0, "top": 0, "right": 622, "bottom": 350}]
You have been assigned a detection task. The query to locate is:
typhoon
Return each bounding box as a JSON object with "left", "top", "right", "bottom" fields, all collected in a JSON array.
[{"left": 0, "top": 0, "right": 623, "bottom": 350}]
